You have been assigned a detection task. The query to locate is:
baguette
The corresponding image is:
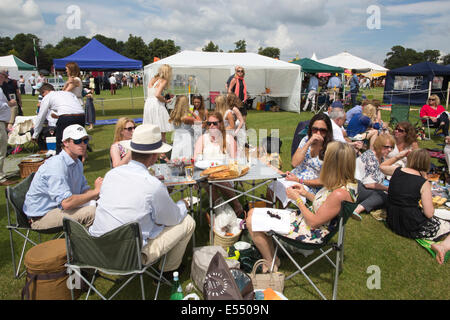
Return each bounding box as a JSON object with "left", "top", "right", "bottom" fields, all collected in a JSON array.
[{"left": 200, "top": 165, "right": 228, "bottom": 176}]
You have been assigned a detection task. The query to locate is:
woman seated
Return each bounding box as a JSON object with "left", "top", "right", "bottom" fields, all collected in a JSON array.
[
  {"left": 346, "top": 104, "right": 379, "bottom": 147},
  {"left": 110, "top": 117, "right": 135, "bottom": 168},
  {"left": 353, "top": 133, "right": 394, "bottom": 218},
  {"left": 380, "top": 148, "right": 450, "bottom": 265},
  {"left": 420, "top": 94, "right": 449, "bottom": 136},
  {"left": 269, "top": 113, "right": 333, "bottom": 207},
  {"left": 386, "top": 121, "right": 419, "bottom": 168},
  {"left": 193, "top": 111, "right": 245, "bottom": 217},
  {"left": 246, "top": 141, "right": 359, "bottom": 272}
]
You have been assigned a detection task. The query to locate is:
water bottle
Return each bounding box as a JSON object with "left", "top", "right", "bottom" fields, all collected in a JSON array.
[{"left": 169, "top": 271, "right": 184, "bottom": 300}]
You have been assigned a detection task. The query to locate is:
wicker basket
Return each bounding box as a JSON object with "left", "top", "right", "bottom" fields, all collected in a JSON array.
[
  {"left": 213, "top": 230, "right": 242, "bottom": 249},
  {"left": 19, "top": 160, "right": 45, "bottom": 178}
]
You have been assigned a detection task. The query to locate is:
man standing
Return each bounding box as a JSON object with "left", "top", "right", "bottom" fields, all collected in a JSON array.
[
  {"left": 109, "top": 74, "right": 116, "bottom": 95},
  {"left": 303, "top": 74, "right": 319, "bottom": 112},
  {"left": 0, "top": 72, "right": 17, "bottom": 186},
  {"left": 24, "top": 124, "right": 102, "bottom": 229},
  {"left": 1, "top": 70, "right": 24, "bottom": 131},
  {"left": 327, "top": 73, "right": 342, "bottom": 103},
  {"left": 89, "top": 124, "right": 195, "bottom": 273},
  {"left": 28, "top": 73, "right": 36, "bottom": 96},
  {"left": 349, "top": 69, "right": 359, "bottom": 107},
  {"left": 32, "top": 83, "right": 85, "bottom": 154}
]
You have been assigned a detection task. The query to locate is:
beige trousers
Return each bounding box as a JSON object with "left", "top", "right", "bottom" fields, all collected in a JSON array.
[
  {"left": 30, "top": 205, "right": 96, "bottom": 230},
  {"left": 141, "top": 214, "right": 196, "bottom": 271}
]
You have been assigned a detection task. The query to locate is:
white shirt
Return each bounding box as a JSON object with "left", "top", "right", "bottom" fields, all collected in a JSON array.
[
  {"left": 89, "top": 160, "right": 188, "bottom": 246},
  {"left": 0, "top": 88, "right": 11, "bottom": 122},
  {"left": 32, "top": 91, "right": 84, "bottom": 139},
  {"left": 109, "top": 76, "right": 116, "bottom": 84},
  {"left": 331, "top": 119, "right": 346, "bottom": 143}
]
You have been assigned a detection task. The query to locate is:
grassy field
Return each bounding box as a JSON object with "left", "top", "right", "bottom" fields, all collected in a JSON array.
[{"left": 1, "top": 86, "right": 449, "bottom": 300}]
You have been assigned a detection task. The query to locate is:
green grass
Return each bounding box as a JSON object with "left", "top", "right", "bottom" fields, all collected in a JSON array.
[{"left": 1, "top": 86, "right": 449, "bottom": 300}]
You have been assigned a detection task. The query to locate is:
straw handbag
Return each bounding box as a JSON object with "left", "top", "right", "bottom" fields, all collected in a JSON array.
[{"left": 249, "top": 259, "right": 285, "bottom": 293}]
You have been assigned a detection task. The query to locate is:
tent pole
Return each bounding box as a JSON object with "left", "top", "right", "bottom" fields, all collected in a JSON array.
[
  {"left": 428, "top": 81, "right": 432, "bottom": 98},
  {"left": 130, "top": 84, "right": 134, "bottom": 110},
  {"left": 342, "top": 73, "right": 345, "bottom": 102}
]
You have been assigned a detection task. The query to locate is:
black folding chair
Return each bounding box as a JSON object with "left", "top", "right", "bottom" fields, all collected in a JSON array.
[
  {"left": 5, "top": 173, "right": 63, "bottom": 278},
  {"left": 269, "top": 201, "right": 358, "bottom": 300}
]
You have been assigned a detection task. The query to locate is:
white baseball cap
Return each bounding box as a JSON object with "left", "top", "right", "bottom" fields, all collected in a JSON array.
[{"left": 62, "top": 124, "right": 90, "bottom": 142}]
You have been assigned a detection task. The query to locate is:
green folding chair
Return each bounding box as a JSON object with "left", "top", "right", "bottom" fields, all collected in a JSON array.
[
  {"left": 5, "top": 172, "right": 63, "bottom": 278},
  {"left": 269, "top": 201, "right": 358, "bottom": 300},
  {"left": 63, "top": 217, "right": 170, "bottom": 300},
  {"left": 389, "top": 105, "right": 411, "bottom": 128}
]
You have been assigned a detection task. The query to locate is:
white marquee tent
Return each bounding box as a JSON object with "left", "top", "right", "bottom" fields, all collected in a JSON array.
[
  {"left": 0, "top": 55, "right": 37, "bottom": 94},
  {"left": 143, "top": 51, "right": 302, "bottom": 112},
  {"left": 318, "top": 52, "right": 388, "bottom": 73}
]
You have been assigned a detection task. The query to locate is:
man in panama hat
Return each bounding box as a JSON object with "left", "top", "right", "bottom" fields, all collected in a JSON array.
[{"left": 89, "top": 124, "right": 195, "bottom": 273}]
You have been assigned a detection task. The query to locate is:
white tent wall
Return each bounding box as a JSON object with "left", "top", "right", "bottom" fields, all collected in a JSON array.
[
  {"left": 143, "top": 51, "right": 301, "bottom": 112},
  {"left": 7, "top": 69, "right": 35, "bottom": 95}
]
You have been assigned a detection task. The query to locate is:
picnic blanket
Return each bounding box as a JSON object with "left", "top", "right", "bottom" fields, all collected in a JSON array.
[{"left": 415, "top": 238, "right": 449, "bottom": 263}]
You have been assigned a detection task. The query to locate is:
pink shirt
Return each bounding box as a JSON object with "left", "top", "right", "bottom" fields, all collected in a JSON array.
[{"left": 420, "top": 104, "right": 445, "bottom": 118}]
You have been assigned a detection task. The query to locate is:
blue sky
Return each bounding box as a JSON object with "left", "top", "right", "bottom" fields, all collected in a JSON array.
[{"left": 1, "top": 0, "right": 449, "bottom": 66}]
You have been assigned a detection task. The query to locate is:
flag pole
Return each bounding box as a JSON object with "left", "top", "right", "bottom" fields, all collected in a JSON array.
[{"left": 33, "top": 38, "right": 38, "bottom": 68}]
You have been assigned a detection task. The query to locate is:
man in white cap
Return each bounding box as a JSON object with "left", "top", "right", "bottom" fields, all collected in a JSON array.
[
  {"left": 24, "top": 124, "right": 102, "bottom": 230},
  {"left": 89, "top": 124, "right": 195, "bottom": 273}
]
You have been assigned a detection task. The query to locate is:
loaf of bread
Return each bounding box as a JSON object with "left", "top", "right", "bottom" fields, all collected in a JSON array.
[
  {"left": 200, "top": 165, "right": 229, "bottom": 176},
  {"left": 208, "top": 165, "right": 249, "bottom": 180}
]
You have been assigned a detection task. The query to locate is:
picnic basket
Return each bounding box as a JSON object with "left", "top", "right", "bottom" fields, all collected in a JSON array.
[
  {"left": 213, "top": 230, "right": 242, "bottom": 249},
  {"left": 19, "top": 159, "right": 45, "bottom": 179}
]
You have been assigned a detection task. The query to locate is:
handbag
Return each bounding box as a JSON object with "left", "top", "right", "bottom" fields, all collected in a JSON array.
[{"left": 249, "top": 259, "right": 285, "bottom": 293}]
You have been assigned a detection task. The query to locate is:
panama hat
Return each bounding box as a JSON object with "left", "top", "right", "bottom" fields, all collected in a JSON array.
[{"left": 120, "top": 124, "right": 172, "bottom": 154}]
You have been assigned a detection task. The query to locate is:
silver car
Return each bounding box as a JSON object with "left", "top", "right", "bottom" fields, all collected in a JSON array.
[{"left": 47, "top": 77, "right": 66, "bottom": 90}]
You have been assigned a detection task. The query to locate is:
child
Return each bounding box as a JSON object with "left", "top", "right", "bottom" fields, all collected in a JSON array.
[{"left": 169, "top": 95, "right": 196, "bottom": 160}]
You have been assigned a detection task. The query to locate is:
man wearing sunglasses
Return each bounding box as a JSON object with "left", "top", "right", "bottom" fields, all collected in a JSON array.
[{"left": 24, "top": 124, "right": 103, "bottom": 230}]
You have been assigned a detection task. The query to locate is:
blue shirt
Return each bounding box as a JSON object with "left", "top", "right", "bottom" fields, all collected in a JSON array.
[
  {"left": 308, "top": 76, "right": 319, "bottom": 91},
  {"left": 346, "top": 114, "right": 371, "bottom": 137},
  {"left": 345, "top": 105, "right": 362, "bottom": 125},
  {"left": 350, "top": 74, "right": 359, "bottom": 91},
  {"left": 327, "top": 76, "right": 341, "bottom": 89},
  {"left": 23, "top": 150, "right": 90, "bottom": 218}
]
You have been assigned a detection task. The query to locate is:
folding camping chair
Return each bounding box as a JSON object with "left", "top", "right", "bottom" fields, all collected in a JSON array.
[
  {"left": 5, "top": 172, "right": 63, "bottom": 278},
  {"left": 291, "top": 120, "right": 309, "bottom": 158},
  {"left": 63, "top": 217, "right": 170, "bottom": 300},
  {"left": 389, "top": 105, "right": 410, "bottom": 128},
  {"left": 269, "top": 201, "right": 358, "bottom": 300}
]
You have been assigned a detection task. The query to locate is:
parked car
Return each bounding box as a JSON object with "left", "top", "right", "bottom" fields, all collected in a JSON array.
[{"left": 47, "top": 77, "right": 66, "bottom": 90}]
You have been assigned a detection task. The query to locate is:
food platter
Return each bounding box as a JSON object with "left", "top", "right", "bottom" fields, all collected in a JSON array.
[
  {"left": 201, "top": 163, "right": 250, "bottom": 180},
  {"left": 195, "top": 159, "right": 224, "bottom": 170}
]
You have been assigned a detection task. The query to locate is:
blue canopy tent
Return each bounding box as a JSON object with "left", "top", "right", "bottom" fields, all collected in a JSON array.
[
  {"left": 53, "top": 38, "right": 142, "bottom": 71},
  {"left": 383, "top": 62, "right": 450, "bottom": 106}
]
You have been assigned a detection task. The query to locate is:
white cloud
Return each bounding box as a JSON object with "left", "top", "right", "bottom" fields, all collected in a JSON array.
[{"left": 0, "top": 0, "right": 45, "bottom": 33}]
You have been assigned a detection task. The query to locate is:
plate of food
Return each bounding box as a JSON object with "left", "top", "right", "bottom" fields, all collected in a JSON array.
[
  {"left": 195, "top": 159, "right": 224, "bottom": 170},
  {"left": 201, "top": 163, "right": 250, "bottom": 180}
]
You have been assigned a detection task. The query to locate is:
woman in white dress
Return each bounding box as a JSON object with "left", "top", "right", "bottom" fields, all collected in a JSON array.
[
  {"left": 63, "top": 62, "right": 83, "bottom": 106},
  {"left": 143, "top": 64, "right": 174, "bottom": 143},
  {"left": 169, "top": 95, "right": 196, "bottom": 160}
]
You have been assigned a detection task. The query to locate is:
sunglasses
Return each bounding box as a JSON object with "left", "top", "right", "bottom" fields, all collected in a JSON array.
[
  {"left": 428, "top": 99, "right": 435, "bottom": 101},
  {"left": 124, "top": 126, "right": 136, "bottom": 132},
  {"left": 206, "top": 121, "right": 220, "bottom": 126},
  {"left": 237, "top": 70, "right": 244, "bottom": 73},
  {"left": 383, "top": 145, "right": 394, "bottom": 150},
  {"left": 311, "top": 127, "right": 328, "bottom": 134},
  {"left": 395, "top": 128, "right": 405, "bottom": 133},
  {"left": 266, "top": 210, "right": 281, "bottom": 220},
  {"left": 73, "top": 137, "right": 89, "bottom": 145}
]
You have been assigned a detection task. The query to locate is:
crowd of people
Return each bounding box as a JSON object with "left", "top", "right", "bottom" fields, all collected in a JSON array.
[{"left": 1, "top": 59, "right": 449, "bottom": 297}]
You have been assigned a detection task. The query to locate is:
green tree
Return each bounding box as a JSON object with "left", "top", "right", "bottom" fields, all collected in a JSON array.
[
  {"left": 258, "top": 47, "right": 280, "bottom": 59},
  {"left": 148, "top": 38, "right": 180, "bottom": 60},
  {"left": 422, "top": 49, "right": 441, "bottom": 63},
  {"left": 124, "top": 34, "right": 151, "bottom": 65},
  {"left": 202, "top": 41, "right": 219, "bottom": 52},
  {"left": 442, "top": 54, "right": 450, "bottom": 65},
  {"left": 0, "top": 36, "right": 14, "bottom": 56},
  {"left": 232, "top": 40, "right": 246, "bottom": 53},
  {"left": 384, "top": 45, "right": 423, "bottom": 69}
]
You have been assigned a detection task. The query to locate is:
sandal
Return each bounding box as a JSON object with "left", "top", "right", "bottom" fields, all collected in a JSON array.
[{"left": 351, "top": 211, "right": 362, "bottom": 221}]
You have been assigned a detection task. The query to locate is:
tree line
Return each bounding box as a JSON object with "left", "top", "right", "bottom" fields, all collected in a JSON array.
[{"left": 1, "top": 33, "right": 448, "bottom": 72}]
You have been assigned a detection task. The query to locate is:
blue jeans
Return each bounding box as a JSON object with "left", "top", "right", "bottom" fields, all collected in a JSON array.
[{"left": 350, "top": 89, "right": 358, "bottom": 106}]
